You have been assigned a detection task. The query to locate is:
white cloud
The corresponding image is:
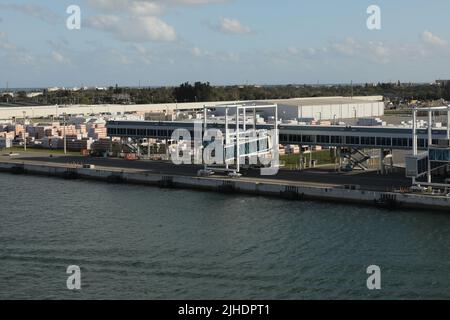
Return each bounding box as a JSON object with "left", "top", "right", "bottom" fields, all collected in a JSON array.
[
  {"left": 109, "top": 49, "right": 133, "bottom": 65},
  {"left": 51, "top": 51, "right": 71, "bottom": 64},
  {"left": 218, "top": 17, "right": 252, "bottom": 35},
  {"left": 421, "top": 31, "right": 447, "bottom": 46},
  {"left": 188, "top": 46, "right": 239, "bottom": 63},
  {"left": 86, "top": 0, "right": 130, "bottom": 12},
  {"left": 282, "top": 31, "right": 450, "bottom": 67},
  {"left": 131, "top": 44, "right": 153, "bottom": 64},
  {"left": 84, "top": 0, "right": 231, "bottom": 43},
  {"left": 171, "top": 0, "right": 226, "bottom": 4},
  {"left": 129, "top": 1, "right": 164, "bottom": 16},
  {"left": 87, "top": 0, "right": 163, "bottom": 15},
  {"left": 331, "top": 37, "right": 361, "bottom": 56},
  {"left": 86, "top": 15, "right": 177, "bottom": 42},
  {"left": 191, "top": 47, "right": 203, "bottom": 57},
  {"left": 86, "top": 0, "right": 227, "bottom": 13},
  {"left": 0, "top": 31, "right": 17, "bottom": 51}
]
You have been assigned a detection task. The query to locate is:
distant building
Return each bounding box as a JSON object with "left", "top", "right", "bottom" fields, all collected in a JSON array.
[
  {"left": 26, "top": 92, "right": 44, "bottom": 98},
  {"left": 46, "top": 87, "right": 60, "bottom": 92},
  {"left": 436, "top": 80, "right": 450, "bottom": 86},
  {"left": 212, "top": 96, "right": 385, "bottom": 121}
]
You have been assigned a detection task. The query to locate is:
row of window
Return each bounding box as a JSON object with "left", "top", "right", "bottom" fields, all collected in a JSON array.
[
  {"left": 108, "top": 127, "right": 435, "bottom": 148},
  {"left": 279, "top": 134, "right": 431, "bottom": 148},
  {"left": 110, "top": 128, "right": 176, "bottom": 138}
]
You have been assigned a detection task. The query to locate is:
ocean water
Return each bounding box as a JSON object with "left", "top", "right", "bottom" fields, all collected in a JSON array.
[{"left": 0, "top": 173, "right": 449, "bottom": 300}]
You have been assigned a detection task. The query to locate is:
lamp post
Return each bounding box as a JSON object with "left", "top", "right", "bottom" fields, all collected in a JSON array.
[
  {"left": 22, "top": 111, "right": 26, "bottom": 151},
  {"left": 62, "top": 113, "right": 67, "bottom": 155}
]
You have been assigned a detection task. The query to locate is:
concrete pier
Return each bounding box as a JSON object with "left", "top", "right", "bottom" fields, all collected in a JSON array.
[{"left": 0, "top": 160, "right": 448, "bottom": 212}]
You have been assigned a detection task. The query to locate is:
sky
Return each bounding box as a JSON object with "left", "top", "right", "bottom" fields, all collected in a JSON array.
[{"left": 1, "top": 0, "right": 450, "bottom": 88}]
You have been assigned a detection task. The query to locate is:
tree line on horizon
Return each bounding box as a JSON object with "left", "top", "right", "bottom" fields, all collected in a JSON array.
[{"left": 2, "top": 81, "right": 450, "bottom": 106}]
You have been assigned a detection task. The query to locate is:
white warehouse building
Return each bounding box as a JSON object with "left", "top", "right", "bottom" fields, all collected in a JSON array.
[
  {"left": 274, "top": 96, "right": 385, "bottom": 121},
  {"left": 211, "top": 96, "right": 385, "bottom": 122}
]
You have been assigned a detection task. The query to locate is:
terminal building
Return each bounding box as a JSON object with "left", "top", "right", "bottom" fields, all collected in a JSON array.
[
  {"left": 0, "top": 96, "right": 383, "bottom": 122},
  {"left": 105, "top": 103, "right": 450, "bottom": 182},
  {"left": 271, "top": 96, "right": 384, "bottom": 121},
  {"left": 211, "top": 96, "right": 384, "bottom": 122}
]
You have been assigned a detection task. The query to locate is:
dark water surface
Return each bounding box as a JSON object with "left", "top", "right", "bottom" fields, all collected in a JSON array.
[{"left": 1, "top": 173, "right": 449, "bottom": 299}]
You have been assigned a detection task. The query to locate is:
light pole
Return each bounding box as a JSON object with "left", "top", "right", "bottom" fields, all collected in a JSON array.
[
  {"left": 22, "top": 111, "right": 26, "bottom": 151},
  {"left": 62, "top": 113, "right": 67, "bottom": 155}
]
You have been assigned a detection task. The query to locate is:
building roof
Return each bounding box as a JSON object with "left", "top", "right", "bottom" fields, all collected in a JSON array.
[{"left": 267, "top": 97, "right": 383, "bottom": 107}]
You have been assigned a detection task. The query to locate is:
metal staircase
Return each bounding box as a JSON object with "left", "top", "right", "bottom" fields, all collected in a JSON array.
[{"left": 342, "top": 148, "right": 371, "bottom": 171}]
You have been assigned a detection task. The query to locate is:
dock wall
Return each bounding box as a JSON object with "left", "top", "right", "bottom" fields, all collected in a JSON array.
[{"left": 0, "top": 161, "right": 448, "bottom": 212}]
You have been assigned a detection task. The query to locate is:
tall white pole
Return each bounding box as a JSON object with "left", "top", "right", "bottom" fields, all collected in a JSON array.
[
  {"left": 23, "top": 111, "right": 26, "bottom": 151},
  {"left": 412, "top": 109, "right": 417, "bottom": 156},
  {"left": 447, "top": 106, "right": 450, "bottom": 140},
  {"left": 427, "top": 110, "right": 432, "bottom": 183},
  {"left": 428, "top": 110, "right": 433, "bottom": 147},
  {"left": 63, "top": 114, "right": 67, "bottom": 155},
  {"left": 275, "top": 104, "right": 279, "bottom": 162},
  {"left": 236, "top": 106, "right": 240, "bottom": 172},
  {"left": 203, "top": 106, "right": 207, "bottom": 170},
  {"left": 410, "top": 108, "right": 416, "bottom": 185},
  {"left": 225, "top": 107, "right": 229, "bottom": 170},
  {"left": 243, "top": 108, "right": 246, "bottom": 132}
]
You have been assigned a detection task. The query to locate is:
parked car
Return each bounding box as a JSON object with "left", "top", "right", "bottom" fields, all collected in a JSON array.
[
  {"left": 228, "top": 171, "right": 242, "bottom": 178},
  {"left": 197, "top": 169, "right": 215, "bottom": 177},
  {"left": 411, "top": 185, "right": 427, "bottom": 193}
]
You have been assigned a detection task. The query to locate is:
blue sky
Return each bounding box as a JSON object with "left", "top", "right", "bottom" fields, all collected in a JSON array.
[{"left": 1, "top": 0, "right": 450, "bottom": 88}]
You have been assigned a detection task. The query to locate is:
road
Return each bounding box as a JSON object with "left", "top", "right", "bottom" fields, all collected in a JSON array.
[{"left": 0, "top": 150, "right": 413, "bottom": 192}]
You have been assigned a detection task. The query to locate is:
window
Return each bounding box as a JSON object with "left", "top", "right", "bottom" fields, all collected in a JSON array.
[
  {"left": 126, "top": 128, "right": 137, "bottom": 136},
  {"left": 280, "top": 134, "right": 288, "bottom": 143},
  {"left": 331, "top": 136, "right": 342, "bottom": 144},
  {"left": 108, "top": 128, "right": 117, "bottom": 135},
  {"left": 361, "top": 137, "right": 375, "bottom": 145},
  {"left": 289, "top": 134, "right": 301, "bottom": 143},
  {"left": 317, "top": 135, "right": 330, "bottom": 144},
  {"left": 392, "top": 138, "right": 408, "bottom": 147},
  {"left": 157, "top": 130, "right": 167, "bottom": 137},
  {"left": 346, "top": 136, "right": 360, "bottom": 145},
  {"left": 376, "top": 137, "right": 391, "bottom": 146}
]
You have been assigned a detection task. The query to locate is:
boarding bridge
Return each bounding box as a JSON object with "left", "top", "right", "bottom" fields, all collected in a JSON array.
[
  {"left": 106, "top": 121, "right": 450, "bottom": 151},
  {"left": 405, "top": 106, "right": 450, "bottom": 188}
]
